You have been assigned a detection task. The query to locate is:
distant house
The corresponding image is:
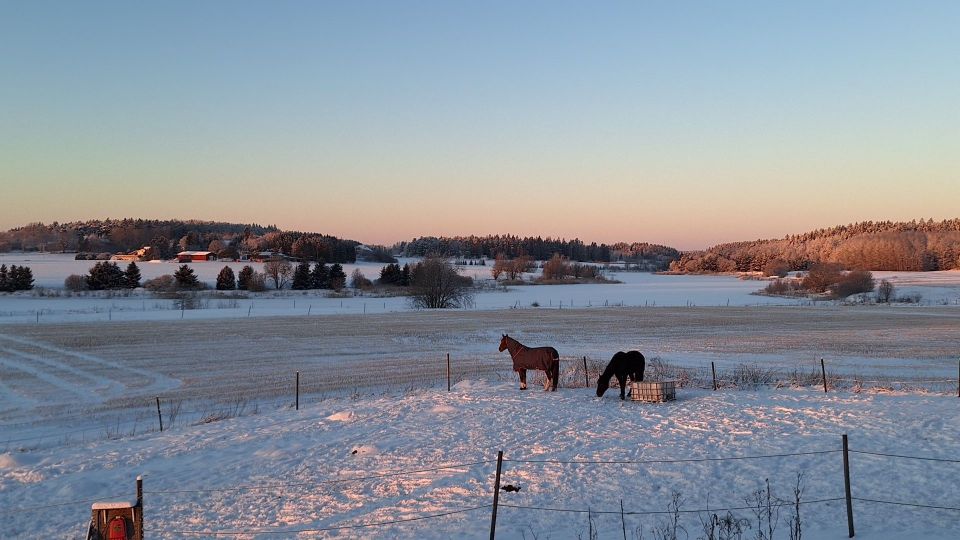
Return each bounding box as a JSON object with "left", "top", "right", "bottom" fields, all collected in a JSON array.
[
  {"left": 249, "top": 251, "right": 285, "bottom": 262},
  {"left": 177, "top": 251, "right": 216, "bottom": 263},
  {"left": 111, "top": 246, "right": 154, "bottom": 262}
]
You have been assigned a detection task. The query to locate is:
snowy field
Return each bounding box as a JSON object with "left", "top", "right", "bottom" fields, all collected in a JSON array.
[
  {"left": 2, "top": 253, "right": 960, "bottom": 326},
  {"left": 1, "top": 254, "right": 960, "bottom": 538}
]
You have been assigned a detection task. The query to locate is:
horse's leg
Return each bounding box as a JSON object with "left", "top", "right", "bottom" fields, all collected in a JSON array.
[
  {"left": 551, "top": 361, "right": 559, "bottom": 391},
  {"left": 617, "top": 373, "right": 627, "bottom": 400},
  {"left": 518, "top": 369, "right": 527, "bottom": 390}
]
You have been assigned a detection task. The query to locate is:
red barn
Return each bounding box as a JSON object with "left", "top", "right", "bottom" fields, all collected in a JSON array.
[{"left": 176, "top": 251, "right": 216, "bottom": 263}]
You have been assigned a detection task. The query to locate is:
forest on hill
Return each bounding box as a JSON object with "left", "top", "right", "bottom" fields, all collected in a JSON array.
[
  {"left": 0, "top": 219, "right": 361, "bottom": 263},
  {"left": 396, "top": 235, "right": 680, "bottom": 270},
  {"left": 670, "top": 219, "right": 960, "bottom": 273}
]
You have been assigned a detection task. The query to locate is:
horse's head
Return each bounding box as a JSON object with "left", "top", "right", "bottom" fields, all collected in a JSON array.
[
  {"left": 596, "top": 376, "right": 610, "bottom": 397},
  {"left": 498, "top": 334, "right": 508, "bottom": 352}
]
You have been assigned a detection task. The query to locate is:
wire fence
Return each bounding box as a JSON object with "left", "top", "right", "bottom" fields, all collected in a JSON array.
[
  {"left": 3, "top": 355, "right": 958, "bottom": 453},
  {"left": 9, "top": 436, "right": 959, "bottom": 538}
]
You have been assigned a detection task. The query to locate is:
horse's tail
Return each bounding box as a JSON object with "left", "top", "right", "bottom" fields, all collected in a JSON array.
[{"left": 549, "top": 347, "right": 559, "bottom": 360}]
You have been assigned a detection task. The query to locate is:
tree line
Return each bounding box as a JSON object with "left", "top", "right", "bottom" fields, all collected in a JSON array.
[
  {"left": 0, "top": 265, "right": 34, "bottom": 292},
  {"left": 0, "top": 218, "right": 361, "bottom": 264},
  {"left": 397, "top": 235, "right": 679, "bottom": 269},
  {"left": 670, "top": 218, "right": 960, "bottom": 273}
]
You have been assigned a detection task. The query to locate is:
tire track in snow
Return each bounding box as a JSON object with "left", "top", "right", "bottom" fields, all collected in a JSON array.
[
  {"left": 0, "top": 353, "right": 97, "bottom": 404},
  {"left": 0, "top": 333, "right": 181, "bottom": 396}
]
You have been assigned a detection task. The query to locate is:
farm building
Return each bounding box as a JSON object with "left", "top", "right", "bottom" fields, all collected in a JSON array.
[
  {"left": 176, "top": 251, "right": 217, "bottom": 263},
  {"left": 111, "top": 246, "right": 154, "bottom": 262}
]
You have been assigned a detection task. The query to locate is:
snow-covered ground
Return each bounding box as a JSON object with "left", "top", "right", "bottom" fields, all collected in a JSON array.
[
  {"left": 1, "top": 380, "right": 958, "bottom": 539},
  {"left": 1, "top": 255, "right": 959, "bottom": 538},
  {"left": 2, "top": 253, "right": 960, "bottom": 325}
]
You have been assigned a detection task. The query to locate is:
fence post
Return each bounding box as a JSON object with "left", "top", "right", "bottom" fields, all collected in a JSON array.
[
  {"left": 821, "top": 358, "right": 828, "bottom": 393},
  {"left": 136, "top": 475, "right": 144, "bottom": 540},
  {"left": 711, "top": 362, "right": 718, "bottom": 391},
  {"left": 490, "top": 450, "right": 503, "bottom": 540},
  {"left": 957, "top": 359, "right": 959, "bottom": 398},
  {"left": 447, "top": 353, "right": 451, "bottom": 392},
  {"left": 296, "top": 371, "right": 300, "bottom": 411},
  {"left": 842, "top": 434, "right": 855, "bottom": 537},
  {"left": 583, "top": 356, "right": 589, "bottom": 388},
  {"left": 155, "top": 397, "right": 163, "bottom": 432}
]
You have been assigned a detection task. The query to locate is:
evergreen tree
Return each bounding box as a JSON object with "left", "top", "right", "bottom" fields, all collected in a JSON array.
[
  {"left": 216, "top": 266, "right": 236, "bottom": 290},
  {"left": 328, "top": 263, "right": 347, "bottom": 291},
  {"left": 379, "top": 263, "right": 402, "bottom": 285},
  {"left": 399, "top": 263, "right": 411, "bottom": 286},
  {"left": 174, "top": 264, "right": 201, "bottom": 290},
  {"left": 10, "top": 265, "right": 34, "bottom": 291},
  {"left": 0, "top": 264, "right": 8, "bottom": 292},
  {"left": 311, "top": 261, "right": 329, "bottom": 289},
  {"left": 86, "top": 261, "right": 125, "bottom": 290},
  {"left": 123, "top": 262, "right": 141, "bottom": 289},
  {"left": 237, "top": 265, "right": 255, "bottom": 290},
  {"left": 291, "top": 261, "right": 313, "bottom": 290}
]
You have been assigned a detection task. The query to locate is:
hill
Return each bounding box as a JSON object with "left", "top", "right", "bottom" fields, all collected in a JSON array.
[
  {"left": 670, "top": 218, "right": 960, "bottom": 273},
  {"left": 0, "top": 218, "right": 360, "bottom": 263}
]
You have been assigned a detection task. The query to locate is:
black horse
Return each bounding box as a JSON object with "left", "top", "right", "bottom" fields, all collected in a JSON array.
[{"left": 596, "top": 351, "right": 646, "bottom": 400}]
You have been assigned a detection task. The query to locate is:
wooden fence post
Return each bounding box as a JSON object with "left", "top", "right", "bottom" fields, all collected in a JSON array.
[
  {"left": 842, "top": 434, "right": 855, "bottom": 537},
  {"left": 490, "top": 450, "right": 503, "bottom": 540},
  {"left": 821, "top": 358, "right": 828, "bottom": 393},
  {"left": 155, "top": 397, "right": 163, "bottom": 432},
  {"left": 296, "top": 371, "right": 300, "bottom": 411},
  {"left": 957, "top": 359, "right": 959, "bottom": 398},
  {"left": 711, "top": 362, "right": 718, "bottom": 391},
  {"left": 447, "top": 353, "right": 451, "bottom": 392},
  {"left": 135, "top": 475, "right": 144, "bottom": 540},
  {"left": 583, "top": 356, "right": 589, "bottom": 388}
]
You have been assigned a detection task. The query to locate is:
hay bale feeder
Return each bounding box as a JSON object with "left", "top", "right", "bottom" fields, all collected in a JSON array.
[{"left": 630, "top": 380, "right": 676, "bottom": 402}]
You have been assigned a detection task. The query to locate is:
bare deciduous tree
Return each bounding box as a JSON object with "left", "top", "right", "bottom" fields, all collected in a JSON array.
[
  {"left": 263, "top": 259, "right": 293, "bottom": 289},
  {"left": 409, "top": 256, "right": 474, "bottom": 309}
]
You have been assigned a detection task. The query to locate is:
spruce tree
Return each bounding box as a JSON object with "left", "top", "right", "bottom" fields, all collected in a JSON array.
[
  {"left": 379, "top": 263, "right": 402, "bottom": 285},
  {"left": 216, "top": 266, "right": 236, "bottom": 290},
  {"left": 0, "top": 264, "right": 9, "bottom": 292},
  {"left": 87, "top": 262, "right": 124, "bottom": 290},
  {"left": 311, "top": 262, "right": 329, "bottom": 289},
  {"left": 174, "top": 264, "right": 200, "bottom": 290},
  {"left": 10, "top": 266, "right": 34, "bottom": 291},
  {"left": 123, "top": 262, "right": 141, "bottom": 289},
  {"left": 237, "top": 265, "right": 254, "bottom": 290},
  {"left": 328, "top": 263, "right": 347, "bottom": 291},
  {"left": 291, "top": 261, "right": 313, "bottom": 290},
  {"left": 399, "top": 263, "right": 411, "bottom": 286}
]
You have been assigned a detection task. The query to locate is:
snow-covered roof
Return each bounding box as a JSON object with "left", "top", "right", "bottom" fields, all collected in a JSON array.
[
  {"left": 91, "top": 501, "right": 135, "bottom": 510},
  {"left": 177, "top": 251, "right": 214, "bottom": 256}
]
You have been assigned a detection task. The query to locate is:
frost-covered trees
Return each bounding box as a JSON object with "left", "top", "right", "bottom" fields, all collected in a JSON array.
[{"left": 237, "top": 265, "right": 255, "bottom": 290}]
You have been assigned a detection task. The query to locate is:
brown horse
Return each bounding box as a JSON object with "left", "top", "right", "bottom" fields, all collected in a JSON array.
[{"left": 498, "top": 334, "right": 560, "bottom": 391}]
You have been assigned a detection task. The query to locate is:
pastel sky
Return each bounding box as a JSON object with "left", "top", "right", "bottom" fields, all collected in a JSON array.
[{"left": 1, "top": 1, "right": 958, "bottom": 250}]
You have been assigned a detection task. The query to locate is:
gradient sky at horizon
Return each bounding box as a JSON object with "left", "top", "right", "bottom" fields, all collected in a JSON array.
[{"left": 2, "top": 1, "right": 958, "bottom": 250}]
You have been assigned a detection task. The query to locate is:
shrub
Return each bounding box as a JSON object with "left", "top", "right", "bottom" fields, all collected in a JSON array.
[
  {"left": 144, "top": 275, "right": 177, "bottom": 292},
  {"left": 831, "top": 270, "right": 875, "bottom": 299},
  {"left": 350, "top": 268, "right": 372, "bottom": 289},
  {"left": 64, "top": 274, "right": 88, "bottom": 292}
]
